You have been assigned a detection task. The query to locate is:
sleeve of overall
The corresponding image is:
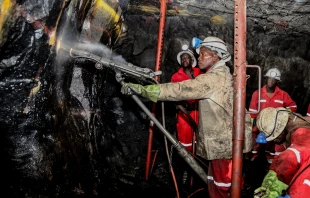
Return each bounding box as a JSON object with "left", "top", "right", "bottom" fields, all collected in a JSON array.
[
  {"left": 249, "top": 91, "right": 259, "bottom": 119},
  {"left": 283, "top": 92, "right": 297, "bottom": 112},
  {"left": 272, "top": 148, "right": 299, "bottom": 185},
  {"left": 158, "top": 72, "right": 216, "bottom": 101}
]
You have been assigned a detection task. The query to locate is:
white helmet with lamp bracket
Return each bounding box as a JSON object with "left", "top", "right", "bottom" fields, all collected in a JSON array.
[
  {"left": 194, "top": 36, "right": 231, "bottom": 63},
  {"left": 264, "top": 68, "right": 281, "bottom": 81}
]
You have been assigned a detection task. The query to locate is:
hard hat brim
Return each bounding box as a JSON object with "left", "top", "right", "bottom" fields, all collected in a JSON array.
[
  {"left": 257, "top": 107, "right": 289, "bottom": 141},
  {"left": 264, "top": 75, "right": 281, "bottom": 81}
]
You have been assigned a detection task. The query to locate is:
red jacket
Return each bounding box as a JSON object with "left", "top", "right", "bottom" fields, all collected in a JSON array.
[
  {"left": 171, "top": 67, "right": 202, "bottom": 151},
  {"left": 270, "top": 128, "right": 310, "bottom": 198},
  {"left": 249, "top": 85, "right": 297, "bottom": 119},
  {"left": 307, "top": 104, "right": 310, "bottom": 117},
  {"left": 171, "top": 67, "right": 202, "bottom": 83}
]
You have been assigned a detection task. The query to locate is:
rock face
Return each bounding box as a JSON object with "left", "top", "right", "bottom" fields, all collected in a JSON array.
[{"left": 0, "top": 0, "right": 309, "bottom": 197}]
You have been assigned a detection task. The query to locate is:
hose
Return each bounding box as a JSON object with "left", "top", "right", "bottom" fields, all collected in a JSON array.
[{"left": 162, "top": 101, "right": 180, "bottom": 198}]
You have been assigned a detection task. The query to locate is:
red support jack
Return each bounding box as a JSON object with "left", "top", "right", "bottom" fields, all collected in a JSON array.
[
  {"left": 145, "top": 0, "right": 167, "bottom": 181},
  {"left": 232, "top": 0, "right": 247, "bottom": 197}
]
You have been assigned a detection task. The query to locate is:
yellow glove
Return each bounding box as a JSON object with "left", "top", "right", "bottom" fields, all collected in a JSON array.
[{"left": 121, "top": 83, "right": 160, "bottom": 102}]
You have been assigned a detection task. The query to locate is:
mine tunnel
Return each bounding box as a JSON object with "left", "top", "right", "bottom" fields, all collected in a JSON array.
[{"left": 1, "top": 0, "right": 310, "bottom": 198}]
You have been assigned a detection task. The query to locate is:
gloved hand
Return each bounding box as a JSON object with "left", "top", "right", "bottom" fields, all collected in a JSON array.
[
  {"left": 267, "top": 178, "right": 288, "bottom": 197},
  {"left": 253, "top": 170, "right": 288, "bottom": 198},
  {"left": 254, "top": 186, "right": 267, "bottom": 198},
  {"left": 254, "top": 186, "right": 287, "bottom": 198},
  {"left": 121, "top": 83, "right": 160, "bottom": 102},
  {"left": 251, "top": 118, "right": 256, "bottom": 127}
]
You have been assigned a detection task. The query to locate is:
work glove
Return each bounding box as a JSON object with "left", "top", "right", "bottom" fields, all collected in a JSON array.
[
  {"left": 254, "top": 170, "right": 288, "bottom": 198},
  {"left": 121, "top": 83, "right": 160, "bottom": 102},
  {"left": 251, "top": 118, "right": 256, "bottom": 127}
]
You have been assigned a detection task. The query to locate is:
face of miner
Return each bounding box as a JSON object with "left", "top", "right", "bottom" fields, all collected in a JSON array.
[
  {"left": 198, "top": 47, "right": 219, "bottom": 70},
  {"left": 180, "top": 53, "right": 193, "bottom": 68},
  {"left": 266, "top": 77, "right": 278, "bottom": 89}
]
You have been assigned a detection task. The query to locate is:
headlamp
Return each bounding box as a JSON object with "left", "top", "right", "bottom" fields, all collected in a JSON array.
[
  {"left": 182, "top": 44, "right": 189, "bottom": 51},
  {"left": 192, "top": 37, "right": 202, "bottom": 48},
  {"left": 256, "top": 131, "right": 267, "bottom": 144}
]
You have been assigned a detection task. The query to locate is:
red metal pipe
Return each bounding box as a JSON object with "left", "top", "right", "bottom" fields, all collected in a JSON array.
[
  {"left": 232, "top": 0, "right": 247, "bottom": 197},
  {"left": 145, "top": 0, "right": 167, "bottom": 180}
]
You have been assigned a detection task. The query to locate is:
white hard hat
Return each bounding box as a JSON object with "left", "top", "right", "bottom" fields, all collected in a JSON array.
[
  {"left": 177, "top": 44, "right": 197, "bottom": 67},
  {"left": 265, "top": 68, "right": 281, "bottom": 81},
  {"left": 256, "top": 107, "right": 290, "bottom": 141},
  {"left": 196, "top": 36, "right": 231, "bottom": 62}
]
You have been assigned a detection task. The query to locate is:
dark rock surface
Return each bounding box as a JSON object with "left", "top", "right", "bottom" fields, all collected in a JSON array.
[{"left": 0, "top": 0, "right": 309, "bottom": 197}]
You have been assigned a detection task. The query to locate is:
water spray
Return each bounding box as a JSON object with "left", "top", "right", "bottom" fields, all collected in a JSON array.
[{"left": 57, "top": 40, "right": 161, "bottom": 84}]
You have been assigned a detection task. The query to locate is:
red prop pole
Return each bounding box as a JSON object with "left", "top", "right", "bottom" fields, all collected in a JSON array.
[
  {"left": 232, "top": 0, "right": 247, "bottom": 197},
  {"left": 145, "top": 0, "right": 167, "bottom": 181}
]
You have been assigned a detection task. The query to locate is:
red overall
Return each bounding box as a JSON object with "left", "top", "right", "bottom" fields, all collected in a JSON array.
[
  {"left": 249, "top": 85, "right": 297, "bottom": 162},
  {"left": 269, "top": 128, "right": 310, "bottom": 198},
  {"left": 208, "top": 159, "right": 233, "bottom": 198},
  {"left": 307, "top": 104, "right": 310, "bottom": 117},
  {"left": 171, "top": 67, "right": 201, "bottom": 152}
]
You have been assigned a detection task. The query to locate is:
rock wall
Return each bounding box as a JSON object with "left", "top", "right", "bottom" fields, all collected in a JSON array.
[{"left": 0, "top": 0, "right": 309, "bottom": 197}]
